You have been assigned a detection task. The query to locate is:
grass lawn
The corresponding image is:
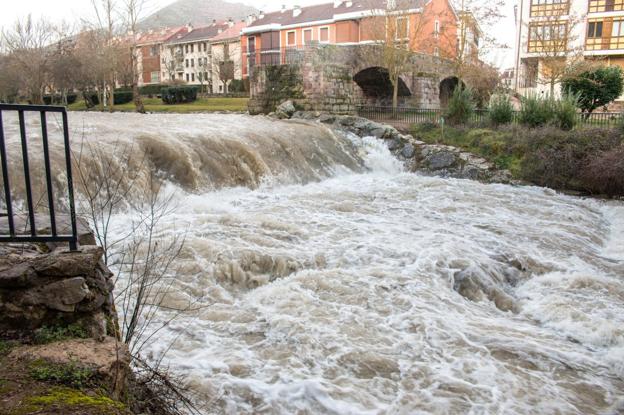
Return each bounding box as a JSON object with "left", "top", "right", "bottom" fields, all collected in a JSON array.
[{"left": 68, "top": 97, "right": 249, "bottom": 113}]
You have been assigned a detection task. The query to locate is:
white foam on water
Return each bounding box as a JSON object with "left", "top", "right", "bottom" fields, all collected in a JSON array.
[
  {"left": 13, "top": 112, "right": 620, "bottom": 415},
  {"left": 110, "top": 172, "right": 624, "bottom": 415}
]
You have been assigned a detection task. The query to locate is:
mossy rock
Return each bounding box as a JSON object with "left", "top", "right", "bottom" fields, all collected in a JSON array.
[{"left": 9, "top": 387, "right": 129, "bottom": 415}]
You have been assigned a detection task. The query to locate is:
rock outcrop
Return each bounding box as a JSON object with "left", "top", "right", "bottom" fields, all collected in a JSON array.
[
  {"left": 0, "top": 244, "right": 116, "bottom": 340},
  {"left": 288, "top": 110, "right": 514, "bottom": 183}
]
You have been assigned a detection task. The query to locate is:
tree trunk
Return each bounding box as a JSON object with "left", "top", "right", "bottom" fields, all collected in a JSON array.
[
  {"left": 131, "top": 48, "right": 145, "bottom": 114},
  {"left": 550, "top": 79, "right": 555, "bottom": 97},
  {"left": 392, "top": 72, "right": 399, "bottom": 110}
]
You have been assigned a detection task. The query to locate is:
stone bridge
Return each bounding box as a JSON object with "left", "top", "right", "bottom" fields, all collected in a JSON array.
[{"left": 248, "top": 45, "right": 459, "bottom": 115}]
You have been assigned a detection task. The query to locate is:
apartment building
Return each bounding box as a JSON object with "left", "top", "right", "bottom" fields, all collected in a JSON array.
[
  {"left": 241, "top": 0, "right": 469, "bottom": 79},
  {"left": 210, "top": 21, "right": 247, "bottom": 93},
  {"left": 161, "top": 22, "right": 229, "bottom": 89},
  {"left": 135, "top": 27, "right": 189, "bottom": 86},
  {"left": 514, "top": 0, "right": 624, "bottom": 101}
]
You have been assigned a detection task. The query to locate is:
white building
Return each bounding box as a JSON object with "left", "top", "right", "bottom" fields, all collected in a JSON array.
[
  {"left": 514, "top": 0, "right": 624, "bottom": 104},
  {"left": 161, "top": 20, "right": 247, "bottom": 93}
]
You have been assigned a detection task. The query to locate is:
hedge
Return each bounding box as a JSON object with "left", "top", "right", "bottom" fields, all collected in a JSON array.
[
  {"left": 43, "top": 94, "right": 78, "bottom": 105},
  {"left": 113, "top": 91, "right": 133, "bottom": 105},
  {"left": 161, "top": 86, "right": 199, "bottom": 104},
  {"left": 139, "top": 84, "right": 167, "bottom": 96}
]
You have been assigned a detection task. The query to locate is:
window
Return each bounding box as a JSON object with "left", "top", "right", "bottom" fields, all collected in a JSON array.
[
  {"left": 185, "top": 59, "right": 189, "bottom": 68},
  {"left": 319, "top": 27, "right": 330, "bottom": 43},
  {"left": 185, "top": 45, "right": 189, "bottom": 53},
  {"left": 587, "top": 21, "right": 603, "bottom": 38},
  {"left": 191, "top": 58, "right": 195, "bottom": 67},
  {"left": 434, "top": 20, "right": 440, "bottom": 38},
  {"left": 150, "top": 71, "right": 159, "bottom": 83},
  {"left": 204, "top": 58, "right": 208, "bottom": 66},
  {"left": 192, "top": 73, "right": 195, "bottom": 82},
  {"left": 396, "top": 16, "right": 409, "bottom": 40},
  {"left": 150, "top": 46, "right": 158, "bottom": 56},
  {"left": 219, "top": 85, "right": 223, "bottom": 92},
  {"left": 191, "top": 44, "right": 194, "bottom": 53},
  {"left": 186, "top": 74, "right": 189, "bottom": 82},
  {"left": 203, "top": 42, "right": 207, "bottom": 51},
  {"left": 530, "top": 0, "right": 569, "bottom": 17},
  {"left": 204, "top": 72, "right": 209, "bottom": 80},
  {"left": 304, "top": 29, "right": 313, "bottom": 44},
  {"left": 287, "top": 30, "right": 296, "bottom": 46},
  {"left": 527, "top": 22, "right": 567, "bottom": 52},
  {"left": 589, "top": 0, "right": 624, "bottom": 13}
]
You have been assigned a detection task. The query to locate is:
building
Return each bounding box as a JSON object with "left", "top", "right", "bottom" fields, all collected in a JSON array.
[
  {"left": 161, "top": 22, "right": 230, "bottom": 89},
  {"left": 514, "top": 0, "right": 624, "bottom": 103},
  {"left": 210, "top": 21, "right": 248, "bottom": 93},
  {"left": 161, "top": 20, "right": 247, "bottom": 93},
  {"left": 501, "top": 67, "right": 515, "bottom": 90},
  {"left": 240, "top": 0, "right": 471, "bottom": 79},
  {"left": 135, "top": 27, "right": 190, "bottom": 86}
]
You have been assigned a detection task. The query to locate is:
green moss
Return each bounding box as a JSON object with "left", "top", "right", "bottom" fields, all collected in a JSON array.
[
  {"left": 33, "top": 323, "right": 89, "bottom": 344},
  {"left": 0, "top": 340, "right": 17, "bottom": 356},
  {"left": 27, "top": 388, "right": 125, "bottom": 409},
  {"left": 29, "top": 359, "right": 95, "bottom": 388}
]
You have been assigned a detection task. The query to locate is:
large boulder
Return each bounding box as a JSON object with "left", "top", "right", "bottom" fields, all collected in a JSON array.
[{"left": 275, "top": 100, "right": 296, "bottom": 119}]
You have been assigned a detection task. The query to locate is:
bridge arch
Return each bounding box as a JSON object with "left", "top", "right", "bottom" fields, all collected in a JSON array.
[
  {"left": 353, "top": 67, "right": 411, "bottom": 106},
  {"left": 439, "top": 76, "right": 466, "bottom": 108}
]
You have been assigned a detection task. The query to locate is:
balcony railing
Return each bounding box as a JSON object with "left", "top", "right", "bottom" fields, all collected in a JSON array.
[{"left": 244, "top": 46, "right": 309, "bottom": 70}]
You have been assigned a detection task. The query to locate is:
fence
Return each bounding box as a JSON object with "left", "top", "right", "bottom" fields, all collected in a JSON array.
[
  {"left": 356, "top": 106, "right": 624, "bottom": 128},
  {"left": 0, "top": 104, "right": 78, "bottom": 251}
]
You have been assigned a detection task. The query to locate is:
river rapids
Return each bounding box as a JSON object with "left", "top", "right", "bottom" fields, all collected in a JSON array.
[{"left": 1, "top": 112, "right": 623, "bottom": 414}]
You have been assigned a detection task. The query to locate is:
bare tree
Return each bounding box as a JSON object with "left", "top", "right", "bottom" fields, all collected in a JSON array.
[
  {"left": 211, "top": 41, "right": 237, "bottom": 94},
  {"left": 89, "top": 0, "right": 120, "bottom": 111},
  {"left": 124, "top": 0, "right": 147, "bottom": 113},
  {"left": 524, "top": 12, "right": 584, "bottom": 95},
  {"left": 1, "top": 15, "right": 58, "bottom": 104}
]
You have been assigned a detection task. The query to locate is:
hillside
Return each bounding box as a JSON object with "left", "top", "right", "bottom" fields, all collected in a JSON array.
[{"left": 139, "top": 0, "right": 257, "bottom": 30}]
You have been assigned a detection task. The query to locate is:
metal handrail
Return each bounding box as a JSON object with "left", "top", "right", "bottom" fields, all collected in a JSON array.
[{"left": 0, "top": 104, "right": 78, "bottom": 250}]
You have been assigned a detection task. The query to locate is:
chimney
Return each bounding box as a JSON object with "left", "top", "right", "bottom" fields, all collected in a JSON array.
[
  {"left": 334, "top": 0, "right": 343, "bottom": 7},
  {"left": 228, "top": 18, "right": 234, "bottom": 28},
  {"left": 293, "top": 5, "right": 301, "bottom": 17},
  {"left": 212, "top": 19, "right": 217, "bottom": 26},
  {"left": 281, "top": 5, "right": 287, "bottom": 13},
  {"left": 258, "top": 10, "right": 265, "bottom": 19},
  {"left": 186, "top": 22, "right": 193, "bottom": 32},
  {"left": 345, "top": 1, "right": 353, "bottom": 6},
  {"left": 246, "top": 14, "right": 257, "bottom": 25}
]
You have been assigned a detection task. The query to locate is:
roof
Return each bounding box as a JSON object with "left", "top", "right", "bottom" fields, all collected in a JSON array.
[
  {"left": 246, "top": 0, "right": 427, "bottom": 31},
  {"left": 210, "top": 21, "right": 247, "bottom": 43},
  {"left": 169, "top": 23, "right": 230, "bottom": 44},
  {"left": 136, "top": 26, "right": 189, "bottom": 46}
]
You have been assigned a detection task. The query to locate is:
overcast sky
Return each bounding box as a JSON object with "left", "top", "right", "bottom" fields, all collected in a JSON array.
[{"left": 0, "top": 0, "right": 516, "bottom": 68}]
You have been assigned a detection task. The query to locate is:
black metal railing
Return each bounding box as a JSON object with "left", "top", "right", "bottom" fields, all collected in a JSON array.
[
  {"left": 356, "top": 106, "right": 624, "bottom": 127},
  {"left": 0, "top": 104, "right": 78, "bottom": 251},
  {"left": 244, "top": 46, "right": 310, "bottom": 71}
]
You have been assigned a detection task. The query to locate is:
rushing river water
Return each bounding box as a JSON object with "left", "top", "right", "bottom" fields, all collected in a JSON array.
[{"left": 2, "top": 113, "right": 624, "bottom": 414}]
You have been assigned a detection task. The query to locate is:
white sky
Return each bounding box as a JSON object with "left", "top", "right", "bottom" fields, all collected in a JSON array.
[{"left": 0, "top": 0, "right": 516, "bottom": 68}]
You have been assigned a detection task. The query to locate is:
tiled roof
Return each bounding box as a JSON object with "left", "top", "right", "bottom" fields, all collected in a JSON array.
[
  {"left": 211, "top": 22, "right": 247, "bottom": 42},
  {"left": 247, "top": 0, "right": 427, "bottom": 28},
  {"left": 136, "top": 26, "right": 189, "bottom": 45},
  {"left": 169, "top": 23, "right": 230, "bottom": 44}
]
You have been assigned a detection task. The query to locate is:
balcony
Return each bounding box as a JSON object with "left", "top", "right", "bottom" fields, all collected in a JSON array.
[
  {"left": 589, "top": 0, "right": 624, "bottom": 13},
  {"left": 244, "top": 46, "right": 308, "bottom": 70},
  {"left": 530, "top": 0, "right": 569, "bottom": 17}
]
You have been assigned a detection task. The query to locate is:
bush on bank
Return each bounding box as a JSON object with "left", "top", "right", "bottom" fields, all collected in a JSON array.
[
  {"left": 411, "top": 123, "right": 624, "bottom": 197},
  {"left": 161, "top": 86, "right": 199, "bottom": 105}
]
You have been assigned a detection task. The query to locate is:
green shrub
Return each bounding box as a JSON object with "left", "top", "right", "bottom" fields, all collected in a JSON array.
[
  {"left": 34, "top": 324, "right": 89, "bottom": 345},
  {"left": 43, "top": 94, "right": 77, "bottom": 106},
  {"left": 161, "top": 86, "right": 199, "bottom": 104},
  {"left": 488, "top": 95, "right": 515, "bottom": 126},
  {"left": 445, "top": 86, "right": 475, "bottom": 125},
  {"left": 553, "top": 93, "right": 579, "bottom": 131},
  {"left": 228, "top": 79, "right": 246, "bottom": 93},
  {"left": 113, "top": 91, "right": 133, "bottom": 105},
  {"left": 562, "top": 65, "right": 624, "bottom": 115},
  {"left": 519, "top": 93, "right": 554, "bottom": 128},
  {"left": 30, "top": 360, "right": 95, "bottom": 388},
  {"left": 139, "top": 84, "right": 167, "bottom": 96}
]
